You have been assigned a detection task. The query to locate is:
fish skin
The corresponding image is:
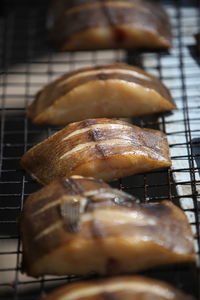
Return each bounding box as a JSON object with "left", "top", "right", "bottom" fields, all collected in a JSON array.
[
  {"left": 27, "top": 63, "right": 175, "bottom": 126},
  {"left": 48, "top": 0, "right": 172, "bottom": 51},
  {"left": 36, "top": 276, "right": 195, "bottom": 300},
  {"left": 20, "top": 176, "right": 195, "bottom": 278},
  {"left": 20, "top": 118, "right": 171, "bottom": 185}
]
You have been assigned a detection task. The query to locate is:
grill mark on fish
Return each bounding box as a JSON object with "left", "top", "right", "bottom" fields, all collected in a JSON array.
[
  {"left": 30, "top": 195, "right": 59, "bottom": 215},
  {"left": 30, "top": 66, "right": 173, "bottom": 119},
  {"left": 56, "top": 72, "right": 167, "bottom": 102},
  {"left": 31, "top": 196, "right": 65, "bottom": 216},
  {"left": 57, "top": 67, "right": 151, "bottom": 88},
  {"left": 31, "top": 188, "right": 136, "bottom": 217},
  {"left": 34, "top": 220, "right": 62, "bottom": 240},
  {"left": 34, "top": 208, "right": 159, "bottom": 240},
  {"left": 30, "top": 187, "right": 138, "bottom": 240},
  {"left": 21, "top": 119, "right": 171, "bottom": 184},
  {"left": 85, "top": 125, "right": 107, "bottom": 157},
  {"left": 45, "top": 71, "right": 173, "bottom": 112},
  {"left": 62, "top": 124, "right": 132, "bottom": 141},
  {"left": 59, "top": 136, "right": 166, "bottom": 162},
  {"left": 59, "top": 138, "right": 134, "bottom": 160}
]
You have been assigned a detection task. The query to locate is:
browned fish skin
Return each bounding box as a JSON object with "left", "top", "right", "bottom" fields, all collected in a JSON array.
[
  {"left": 20, "top": 118, "right": 171, "bottom": 184},
  {"left": 48, "top": 0, "right": 171, "bottom": 50},
  {"left": 20, "top": 176, "right": 195, "bottom": 277},
  {"left": 37, "top": 276, "right": 195, "bottom": 300},
  {"left": 27, "top": 63, "right": 175, "bottom": 125}
]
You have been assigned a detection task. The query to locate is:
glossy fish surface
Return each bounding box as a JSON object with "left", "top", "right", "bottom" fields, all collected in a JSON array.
[
  {"left": 20, "top": 176, "right": 195, "bottom": 277},
  {"left": 48, "top": 0, "right": 171, "bottom": 50},
  {"left": 21, "top": 118, "right": 171, "bottom": 184},
  {"left": 37, "top": 276, "right": 195, "bottom": 300},
  {"left": 28, "top": 64, "right": 175, "bottom": 125}
]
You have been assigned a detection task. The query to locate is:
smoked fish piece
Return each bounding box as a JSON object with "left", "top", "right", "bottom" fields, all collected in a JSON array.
[
  {"left": 20, "top": 118, "right": 171, "bottom": 185},
  {"left": 37, "top": 276, "right": 195, "bottom": 300},
  {"left": 20, "top": 176, "right": 195, "bottom": 277},
  {"left": 28, "top": 63, "right": 175, "bottom": 125},
  {"left": 48, "top": 0, "right": 172, "bottom": 51}
]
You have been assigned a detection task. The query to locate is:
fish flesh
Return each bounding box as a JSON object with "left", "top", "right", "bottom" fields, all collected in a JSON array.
[
  {"left": 36, "top": 276, "right": 195, "bottom": 300},
  {"left": 20, "top": 176, "right": 195, "bottom": 277},
  {"left": 28, "top": 63, "right": 175, "bottom": 125},
  {"left": 21, "top": 118, "right": 171, "bottom": 184},
  {"left": 48, "top": 0, "right": 172, "bottom": 50}
]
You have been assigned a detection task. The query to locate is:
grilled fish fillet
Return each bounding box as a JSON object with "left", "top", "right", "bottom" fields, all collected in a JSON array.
[
  {"left": 28, "top": 63, "right": 175, "bottom": 125},
  {"left": 48, "top": 0, "right": 171, "bottom": 50},
  {"left": 37, "top": 276, "right": 195, "bottom": 300},
  {"left": 20, "top": 176, "right": 195, "bottom": 277},
  {"left": 20, "top": 118, "right": 171, "bottom": 184}
]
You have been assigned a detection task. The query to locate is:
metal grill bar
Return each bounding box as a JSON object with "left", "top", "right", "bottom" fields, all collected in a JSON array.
[{"left": 0, "top": 0, "right": 200, "bottom": 299}]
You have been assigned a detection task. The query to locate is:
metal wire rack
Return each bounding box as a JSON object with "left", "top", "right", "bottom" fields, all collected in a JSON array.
[{"left": 0, "top": 0, "right": 200, "bottom": 299}]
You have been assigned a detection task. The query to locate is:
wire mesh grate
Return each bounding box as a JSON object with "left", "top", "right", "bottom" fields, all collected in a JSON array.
[{"left": 0, "top": 0, "right": 200, "bottom": 299}]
